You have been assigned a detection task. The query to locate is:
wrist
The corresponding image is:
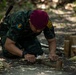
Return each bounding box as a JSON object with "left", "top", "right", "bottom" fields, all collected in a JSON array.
[
  {"left": 50, "top": 51, "right": 56, "bottom": 54},
  {"left": 22, "top": 51, "right": 27, "bottom": 58}
]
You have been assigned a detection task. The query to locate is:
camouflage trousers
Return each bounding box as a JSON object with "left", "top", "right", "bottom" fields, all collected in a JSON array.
[{"left": 1, "top": 37, "right": 43, "bottom": 58}]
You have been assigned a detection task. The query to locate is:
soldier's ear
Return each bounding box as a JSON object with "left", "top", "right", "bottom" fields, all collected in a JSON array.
[
  {"left": 29, "top": 19, "right": 31, "bottom": 23},
  {"left": 29, "top": 19, "right": 30, "bottom": 21}
]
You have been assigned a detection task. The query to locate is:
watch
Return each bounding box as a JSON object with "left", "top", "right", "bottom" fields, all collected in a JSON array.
[{"left": 22, "top": 51, "right": 27, "bottom": 58}]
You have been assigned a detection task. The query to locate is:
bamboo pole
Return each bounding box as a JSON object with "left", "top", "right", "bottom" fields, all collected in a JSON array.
[
  {"left": 71, "top": 45, "right": 76, "bottom": 55},
  {"left": 64, "top": 40, "right": 70, "bottom": 57},
  {"left": 70, "top": 36, "right": 76, "bottom": 57}
]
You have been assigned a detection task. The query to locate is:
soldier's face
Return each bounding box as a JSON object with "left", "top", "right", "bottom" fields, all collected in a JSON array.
[{"left": 29, "top": 20, "right": 42, "bottom": 33}]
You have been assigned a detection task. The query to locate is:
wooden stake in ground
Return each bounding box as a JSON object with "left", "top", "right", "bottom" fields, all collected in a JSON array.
[
  {"left": 64, "top": 40, "right": 71, "bottom": 58},
  {"left": 70, "top": 36, "right": 76, "bottom": 56},
  {"left": 56, "top": 59, "right": 62, "bottom": 70}
]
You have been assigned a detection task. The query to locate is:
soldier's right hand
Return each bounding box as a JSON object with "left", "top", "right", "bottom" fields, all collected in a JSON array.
[{"left": 24, "top": 54, "right": 36, "bottom": 63}]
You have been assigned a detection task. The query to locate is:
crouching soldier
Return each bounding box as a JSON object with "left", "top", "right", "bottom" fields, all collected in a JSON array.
[{"left": 1, "top": 9, "right": 58, "bottom": 62}]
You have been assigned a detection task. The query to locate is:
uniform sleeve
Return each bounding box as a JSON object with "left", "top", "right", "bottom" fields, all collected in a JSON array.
[
  {"left": 6, "top": 23, "right": 23, "bottom": 42},
  {"left": 43, "top": 20, "right": 55, "bottom": 39},
  {"left": 6, "top": 12, "right": 24, "bottom": 42}
]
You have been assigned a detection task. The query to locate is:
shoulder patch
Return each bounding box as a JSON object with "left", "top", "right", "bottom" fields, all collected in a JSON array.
[
  {"left": 16, "top": 24, "right": 22, "bottom": 29},
  {"left": 47, "top": 20, "right": 52, "bottom": 28}
]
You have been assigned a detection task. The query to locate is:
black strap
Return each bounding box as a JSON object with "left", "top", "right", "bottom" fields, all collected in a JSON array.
[
  {"left": 22, "top": 51, "right": 28, "bottom": 58},
  {"left": 5, "top": 5, "right": 13, "bottom": 17}
]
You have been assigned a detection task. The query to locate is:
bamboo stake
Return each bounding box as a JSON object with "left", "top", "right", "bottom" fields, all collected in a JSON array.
[{"left": 64, "top": 40, "right": 70, "bottom": 57}]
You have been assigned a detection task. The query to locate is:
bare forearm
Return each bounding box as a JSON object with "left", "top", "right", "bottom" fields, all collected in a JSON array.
[
  {"left": 48, "top": 38, "right": 56, "bottom": 54},
  {"left": 5, "top": 44, "right": 22, "bottom": 57},
  {"left": 4, "top": 38, "right": 22, "bottom": 57},
  {"left": 47, "top": 38, "right": 59, "bottom": 61}
]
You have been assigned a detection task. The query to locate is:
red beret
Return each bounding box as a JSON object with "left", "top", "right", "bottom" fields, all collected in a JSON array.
[{"left": 30, "top": 10, "right": 49, "bottom": 29}]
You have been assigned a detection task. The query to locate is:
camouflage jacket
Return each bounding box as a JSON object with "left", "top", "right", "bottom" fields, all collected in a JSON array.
[{"left": 1, "top": 10, "right": 55, "bottom": 42}]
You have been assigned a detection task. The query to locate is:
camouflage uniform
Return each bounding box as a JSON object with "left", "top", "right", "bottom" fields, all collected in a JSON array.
[{"left": 1, "top": 10, "right": 55, "bottom": 58}]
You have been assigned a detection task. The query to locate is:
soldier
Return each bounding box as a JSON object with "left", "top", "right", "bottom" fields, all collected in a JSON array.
[{"left": 1, "top": 9, "right": 58, "bottom": 62}]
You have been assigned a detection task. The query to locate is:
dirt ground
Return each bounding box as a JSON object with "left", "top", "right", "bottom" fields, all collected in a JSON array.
[{"left": 0, "top": 3, "right": 76, "bottom": 75}]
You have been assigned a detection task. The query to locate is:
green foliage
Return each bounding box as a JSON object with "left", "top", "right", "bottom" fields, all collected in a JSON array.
[
  {"left": 0, "top": 0, "right": 7, "bottom": 11},
  {"left": 12, "top": 1, "right": 35, "bottom": 11},
  {"left": 24, "top": 1, "right": 35, "bottom": 10},
  {"left": 0, "top": 15, "right": 3, "bottom": 20},
  {"left": 73, "top": 0, "right": 76, "bottom": 16},
  {"left": 74, "top": 7, "right": 76, "bottom": 13},
  {"left": 73, "top": 0, "right": 76, "bottom": 4}
]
